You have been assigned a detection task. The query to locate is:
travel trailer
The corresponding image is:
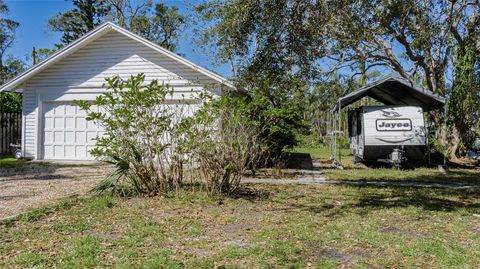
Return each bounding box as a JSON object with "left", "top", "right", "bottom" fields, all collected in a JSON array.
[
  {"left": 347, "top": 106, "right": 427, "bottom": 167},
  {"left": 331, "top": 74, "right": 445, "bottom": 168}
]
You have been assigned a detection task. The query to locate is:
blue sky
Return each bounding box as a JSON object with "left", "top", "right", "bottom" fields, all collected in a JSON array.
[{"left": 4, "top": 0, "right": 231, "bottom": 77}]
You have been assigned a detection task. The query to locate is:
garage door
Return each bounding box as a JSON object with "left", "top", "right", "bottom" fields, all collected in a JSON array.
[{"left": 42, "top": 102, "right": 103, "bottom": 160}]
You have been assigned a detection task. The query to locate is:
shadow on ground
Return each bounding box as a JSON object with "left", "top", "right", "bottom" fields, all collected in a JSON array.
[
  {"left": 284, "top": 152, "right": 313, "bottom": 169},
  {"left": 252, "top": 151, "right": 480, "bottom": 215},
  {"left": 285, "top": 185, "right": 480, "bottom": 218},
  {"left": 0, "top": 161, "right": 103, "bottom": 181},
  {"left": 353, "top": 186, "right": 480, "bottom": 212},
  {"left": 0, "top": 162, "right": 62, "bottom": 180},
  {"left": 326, "top": 168, "right": 480, "bottom": 185}
]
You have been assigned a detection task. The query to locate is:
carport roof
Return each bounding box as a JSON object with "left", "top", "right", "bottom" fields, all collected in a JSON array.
[{"left": 332, "top": 74, "right": 445, "bottom": 112}]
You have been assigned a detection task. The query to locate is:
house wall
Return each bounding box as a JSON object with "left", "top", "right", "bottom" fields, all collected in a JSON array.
[
  {"left": 22, "top": 87, "right": 37, "bottom": 159},
  {"left": 22, "top": 30, "right": 221, "bottom": 159}
]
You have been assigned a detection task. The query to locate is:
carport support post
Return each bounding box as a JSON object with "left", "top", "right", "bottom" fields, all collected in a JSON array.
[
  {"left": 330, "top": 114, "right": 335, "bottom": 160},
  {"left": 332, "top": 111, "right": 337, "bottom": 161},
  {"left": 338, "top": 100, "right": 342, "bottom": 163},
  {"left": 443, "top": 98, "right": 448, "bottom": 167}
]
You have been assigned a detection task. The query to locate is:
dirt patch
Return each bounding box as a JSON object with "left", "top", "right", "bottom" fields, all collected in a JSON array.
[
  {"left": 221, "top": 239, "right": 252, "bottom": 248},
  {"left": 124, "top": 197, "right": 147, "bottom": 208},
  {"left": 315, "top": 248, "right": 370, "bottom": 265},
  {"left": 380, "top": 225, "right": 428, "bottom": 239},
  {"left": 142, "top": 194, "right": 267, "bottom": 259},
  {"left": 243, "top": 168, "right": 301, "bottom": 180},
  {"left": 472, "top": 224, "right": 480, "bottom": 234},
  {"left": 223, "top": 222, "right": 255, "bottom": 234},
  {"left": 0, "top": 162, "right": 110, "bottom": 219},
  {"left": 149, "top": 209, "right": 184, "bottom": 223}
]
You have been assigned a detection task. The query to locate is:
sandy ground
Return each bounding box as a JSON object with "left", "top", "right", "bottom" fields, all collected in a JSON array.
[
  {"left": 3, "top": 158, "right": 476, "bottom": 220},
  {"left": 0, "top": 163, "right": 109, "bottom": 219}
]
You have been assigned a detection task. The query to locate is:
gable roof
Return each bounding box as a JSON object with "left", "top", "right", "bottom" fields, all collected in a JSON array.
[
  {"left": 0, "top": 22, "right": 234, "bottom": 92},
  {"left": 332, "top": 74, "right": 445, "bottom": 112}
]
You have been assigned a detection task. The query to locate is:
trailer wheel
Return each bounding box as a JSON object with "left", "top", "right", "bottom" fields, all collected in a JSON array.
[{"left": 392, "top": 162, "right": 402, "bottom": 169}]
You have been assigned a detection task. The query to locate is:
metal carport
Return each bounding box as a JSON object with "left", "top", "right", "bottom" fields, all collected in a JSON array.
[{"left": 330, "top": 74, "right": 446, "bottom": 168}]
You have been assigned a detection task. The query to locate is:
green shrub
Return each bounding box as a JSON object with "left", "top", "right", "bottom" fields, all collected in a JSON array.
[
  {"left": 178, "top": 95, "right": 262, "bottom": 194},
  {"left": 77, "top": 74, "right": 261, "bottom": 196},
  {"left": 244, "top": 73, "right": 310, "bottom": 159},
  {"left": 0, "top": 92, "right": 22, "bottom": 113},
  {"left": 76, "top": 74, "right": 188, "bottom": 196}
]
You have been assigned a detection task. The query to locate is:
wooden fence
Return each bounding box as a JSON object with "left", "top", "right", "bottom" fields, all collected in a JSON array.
[{"left": 0, "top": 112, "right": 22, "bottom": 156}]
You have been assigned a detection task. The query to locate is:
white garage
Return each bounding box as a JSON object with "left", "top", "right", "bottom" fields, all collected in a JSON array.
[{"left": 0, "top": 22, "right": 234, "bottom": 161}]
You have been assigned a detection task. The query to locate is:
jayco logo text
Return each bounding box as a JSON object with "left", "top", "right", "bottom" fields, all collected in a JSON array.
[{"left": 376, "top": 119, "right": 412, "bottom": 131}]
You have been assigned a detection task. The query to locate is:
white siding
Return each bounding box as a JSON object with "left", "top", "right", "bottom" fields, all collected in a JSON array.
[
  {"left": 22, "top": 30, "right": 222, "bottom": 160},
  {"left": 28, "top": 31, "right": 219, "bottom": 89},
  {"left": 23, "top": 87, "right": 37, "bottom": 159}
]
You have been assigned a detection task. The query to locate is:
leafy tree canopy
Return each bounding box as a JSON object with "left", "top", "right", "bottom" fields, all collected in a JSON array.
[
  {"left": 195, "top": 0, "right": 326, "bottom": 81},
  {"left": 196, "top": 0, "right": 478, "bottom": 90},
  {"left": 195, "top": 0, "right": 480, "bottom": 160},
  {"left": 49, "top": 0, "right": 185, "bottom": 51},
  {"left": 0, "top": 0, "right": 19, "bottom": 84},
  {"left": 0, "top": 56, "right": 26, "bottom": 113},
  {"left": 48, "top": 0, "right": 109, "bottom": 46}
]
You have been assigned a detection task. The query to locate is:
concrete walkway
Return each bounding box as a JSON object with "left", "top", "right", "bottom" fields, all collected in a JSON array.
[
  {"left": 241, "top": 172, "right": 480, "bottom": 189},
  {"left": 241, "top": 159, "right": 480, "bottom": 190},
  {"left": 241, "top": 169, "right": 326, "bottom": 185}
]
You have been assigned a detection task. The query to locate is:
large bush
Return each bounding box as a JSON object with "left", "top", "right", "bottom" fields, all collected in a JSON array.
[
  {"left": 239, "top": 72, "right": 310, "bottom": 162},
  {"left": 178, "top": 95, "right": 262, "bottom": 194},
  {"left": 76, "top": 74, "right": 188, "bottom": 195},
  {"left": 77, "top": 74, "right": 260, "bottom": 196}
]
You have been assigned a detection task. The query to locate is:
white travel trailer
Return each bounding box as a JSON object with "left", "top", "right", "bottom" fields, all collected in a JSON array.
[
  {"left": 348, "top": 106, "right": 427, "bottom": 165},
  {"left": 332, "top": 74, "right": 445, "bottom": 167}
]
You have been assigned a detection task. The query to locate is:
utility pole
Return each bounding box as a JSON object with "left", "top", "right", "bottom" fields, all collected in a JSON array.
[{"left": 32, "top": 47, "right": 36, "bottom": 65}]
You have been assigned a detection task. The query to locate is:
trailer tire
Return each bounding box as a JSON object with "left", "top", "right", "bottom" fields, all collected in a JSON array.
[{"left": 353, "top": 156, "right": 362, "bottom": 164}]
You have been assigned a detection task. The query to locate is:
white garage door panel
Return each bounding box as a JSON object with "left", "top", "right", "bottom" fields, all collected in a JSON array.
[{"left": 43, "top": 102, "right": 103, "bottom": 160}]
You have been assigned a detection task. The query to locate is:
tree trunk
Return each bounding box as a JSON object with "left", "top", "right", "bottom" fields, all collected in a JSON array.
[
  {"left": 426, "top": 74, "right": 463, "bottom": 163},
  {"left": 447, "top": 123, "right": 462, "bottom": 163}
]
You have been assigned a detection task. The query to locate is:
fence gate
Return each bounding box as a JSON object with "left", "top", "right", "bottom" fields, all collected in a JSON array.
[{"left": 0, "top": 112, "right": 22, "bottom": 156}]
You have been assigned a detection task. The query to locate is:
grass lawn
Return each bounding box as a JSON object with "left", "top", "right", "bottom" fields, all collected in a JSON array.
[
  {"left": 1, "top": 185, "right": 479, "bottom": 268},
  {"left": 293, "top": 147, "right": 480, "bottom": 185},
  {"left": 1, "top": 148, "right": 479, "bottom": 268},
  {"left": 293, "top": 146, "right": 343, "bottom": 159},
  {"left": 0, "top": 155, "right": 27, "bottom": 168}
]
